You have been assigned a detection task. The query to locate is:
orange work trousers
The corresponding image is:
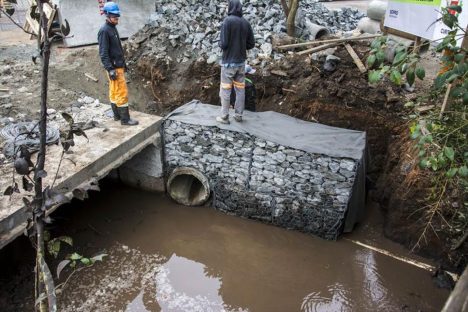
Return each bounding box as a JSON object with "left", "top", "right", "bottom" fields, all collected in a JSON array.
[{"left": 108, "top": 67, "right": 128, "bottom": 107}]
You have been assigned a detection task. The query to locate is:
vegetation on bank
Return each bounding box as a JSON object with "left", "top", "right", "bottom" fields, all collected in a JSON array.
[{"left": 367, "top": 6, "right": 467, "bottom": 258}]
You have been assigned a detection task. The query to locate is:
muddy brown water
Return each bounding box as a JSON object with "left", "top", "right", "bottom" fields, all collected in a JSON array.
[{"left": 2, "top": 183, "right": 450, "bottom": 311}]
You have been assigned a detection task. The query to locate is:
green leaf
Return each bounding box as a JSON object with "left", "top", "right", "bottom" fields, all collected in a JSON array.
[
  {"left": 91, "top": 253, "right": 108, "bottom": 262},
  {"left": 429, "top": 157, "right": 438, "bottom": 171},
  {"left": 446, "top": 73, "right": 459, "bottom": 83},
  {"left": 454, "top": 53, "right": 465, "bottom": 63},
  {"left": 447, "top": 5, "right": 462, "bottom": 13},
  {"left": 444, "top": 146, "right": 455, "bottom": 161},
  {"left": 47, "top": 240, "right": 61, "bottom": 259},
  {"left": 367, "top": 54, "right": 376, "bottom": 68},
  {"left": 446, "top": 168, "right": 458, "bottom": 178},
  {"left": 450, "top": 86, "right": 465, "bottom": 98},
  {"left": 390, "top": 70, "right": 402, "bottom": 85},
  {"left": 405, "top": 101, "right": 415, "bottom": 108},
  {"left": 458, "top": 166, "right": 468, "bottom": 177},
  {"left": 69, "top": 253, "right": 82, "bottom": 261},
  {"left": 463, "top": 92, "right": 468, "bottom": 104},
  {"left": 406, "top": 68, "right": 415, "bottom": 86},
  {"left": 401, "top": 63, "right": 408, "bottom": 73},
  {"left": 61, "top": 112, "right": 74, "bottom": 125},
  {"left": 438, "top": 153, "right": 447, "bottom": 167},
  {"left": 370, "top": 38, "right": 382, "bottom": 49},
  {"left": 419, "top": 158, "right": 430, "bottom": 169},
  {"left": 58, "top": 236, "right": 73, "bottom": 246},
  {"left": 368, "top": 70, "right": 381, "bottom": 84},
  {"left": 80, "top": 258, "right": 91, "bottom": 265},
  {"left": 415, "top": 67, "right": 425, "bottom": 80},
  {"left": 376, "top": 51, "right": 385, "bottom": 64},
  {"left": 442, "top": 13, "right": 457, "bottom": 29},
  {"left": 434, "top": 73, "right": 448, "bottom": 89},
  {"left": 393, "top": 51, "right": 408, "bottom": 65}
]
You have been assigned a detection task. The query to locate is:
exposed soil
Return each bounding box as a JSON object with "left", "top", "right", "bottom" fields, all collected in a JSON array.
[{"left": 0, "top": 23, "right": 465, "bottom": 276}]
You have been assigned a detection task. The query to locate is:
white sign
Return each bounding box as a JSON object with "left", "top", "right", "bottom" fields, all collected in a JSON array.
[{"left": 385, "top": 0, "right": 468, "bottom": 45}]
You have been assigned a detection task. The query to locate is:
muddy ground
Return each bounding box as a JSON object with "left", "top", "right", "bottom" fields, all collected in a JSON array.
[{"left": 0, "top": 20, "right": 466, "bottom": 278}]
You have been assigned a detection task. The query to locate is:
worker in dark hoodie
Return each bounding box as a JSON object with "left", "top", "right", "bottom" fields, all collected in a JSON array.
[{"left": 217, "top": 0, "right": 255, "bottom": 124}]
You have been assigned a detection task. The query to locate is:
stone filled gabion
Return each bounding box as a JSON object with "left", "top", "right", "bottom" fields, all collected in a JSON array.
[
  {"left": 163, "top": 120, "right": 358, "bottom": 240},
  {"left": 128, "top": 0, "right": 365, "bottom": 64}
]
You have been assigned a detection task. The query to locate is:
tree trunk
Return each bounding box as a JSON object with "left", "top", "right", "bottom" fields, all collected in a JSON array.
[
  {"left": 286, "top": 0, "right": 299, "bottom": 37},
  {"left": 280, "top": 0, "right": 289, "bottom": 17},
  {"left": 35, "top": 2, "right": 56, "bottom": 311}
]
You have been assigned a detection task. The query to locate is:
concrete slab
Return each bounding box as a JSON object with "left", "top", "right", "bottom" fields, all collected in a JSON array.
[
  {"left": 0, "top": 110, "right": 162, "bottom": 249},
  {"left": 54, "top": 0, "right": 155, "bottom": 47}
]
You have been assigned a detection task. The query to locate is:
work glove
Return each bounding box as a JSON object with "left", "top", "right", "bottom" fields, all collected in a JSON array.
[{"left": 108, "top": 69, "right": 117, "bottom": 80}]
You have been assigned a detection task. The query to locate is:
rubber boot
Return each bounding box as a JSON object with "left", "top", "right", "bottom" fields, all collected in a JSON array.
[
  {"left": 111, "top": 103, "right": 120, "bottom": 121},
  {"left": 118, "top": 106, "right": 139, "bottom": 126}
]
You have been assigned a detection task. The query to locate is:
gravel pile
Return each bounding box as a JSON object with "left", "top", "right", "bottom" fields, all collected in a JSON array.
[{"left": 127, "top": 0, "right": 365, "bottom": 64}]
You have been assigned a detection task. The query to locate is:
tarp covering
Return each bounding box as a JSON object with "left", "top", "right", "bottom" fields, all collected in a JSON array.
[
  {"left": 53, "top": 0, "right": 154, "bottom": 47},
  {"left": 167, "top": 100, "right": 367, "bottom": 160}
]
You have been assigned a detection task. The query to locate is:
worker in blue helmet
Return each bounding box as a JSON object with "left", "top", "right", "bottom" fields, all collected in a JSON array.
[{"left": 98, "top": 1, "right": 138, "bottom": 126}]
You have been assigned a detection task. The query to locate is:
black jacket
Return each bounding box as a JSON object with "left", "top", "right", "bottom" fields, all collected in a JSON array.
[
  {"left": 98, "top": 21, "right": 125, "bottom": 71},
  {"left": 219, "top": 0, "right": 255, "bottom": 64}
]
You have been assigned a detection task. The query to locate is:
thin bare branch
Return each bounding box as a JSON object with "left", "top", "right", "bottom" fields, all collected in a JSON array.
[{"left": 0, "top": 7, "right": 36, "bottom": 36}]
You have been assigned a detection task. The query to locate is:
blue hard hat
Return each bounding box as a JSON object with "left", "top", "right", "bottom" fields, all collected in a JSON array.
[{"left": 103, "top": 2, "right": 120, "bottom": 17}]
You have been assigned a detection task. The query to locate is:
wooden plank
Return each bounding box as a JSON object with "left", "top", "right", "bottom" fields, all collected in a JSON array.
[
  {"left": 296, "top": 43, "right": 337, "bottom": 56},
  {"left": 0, "top": 88, "right": 9, "bottom": 92},
  {"left": 344, "top": 43, "right": 367, "bottom": 74},
  {"left": 85, "top": 73, "right": 99, "bottom": 82},
  {"left": 277, "top": 34, "right": 381, "bottom": 50},
  {"left": 271, "top": 70, "right": 288, "bottom": 77}
]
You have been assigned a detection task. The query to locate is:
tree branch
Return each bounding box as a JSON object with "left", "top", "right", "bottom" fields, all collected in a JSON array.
[{"left": 0, "top": 7, "right": 36, "bottom": 36}]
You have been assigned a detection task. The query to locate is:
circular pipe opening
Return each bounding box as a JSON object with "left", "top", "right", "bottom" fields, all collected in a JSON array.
[
  {"left": 314, "top": 28, "right": 330, "bottom": 40},
  {"left": 167, "top": 167, "right": 210, "bottom": 206}
]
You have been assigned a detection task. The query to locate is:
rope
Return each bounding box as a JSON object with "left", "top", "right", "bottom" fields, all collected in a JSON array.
[{"left": 0, "top": 121, "right": 60, "bottom": 158}]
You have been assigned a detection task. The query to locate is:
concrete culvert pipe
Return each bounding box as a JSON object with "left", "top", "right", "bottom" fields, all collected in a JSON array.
[
  {"left": 167, "top": 167, "right": 210, "bottom": 206},
  {"left": 304, "top": 20, "right": 330, "bottom": 40}
]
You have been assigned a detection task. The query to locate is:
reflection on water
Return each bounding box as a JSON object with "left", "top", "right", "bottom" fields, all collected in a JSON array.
[
  {"left": 301, "top": 283, "right": 352, "bottom": 312},
  {"left": 54, "top": 186, "right": 449, "bottom": 312},
  {"left": 154, "top": 254, "right": 248, "bottom": 312},
  {"left": 357, "top": 249, "right": 390, "bottom": 309}
]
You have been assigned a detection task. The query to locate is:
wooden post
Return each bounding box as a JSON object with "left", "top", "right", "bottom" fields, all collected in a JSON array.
[
  {"left": 413, "top": 36, "right": 422, "bottom": 54},
  {"left": 439, "top": 83, "right": 452, "bottom": 119}
]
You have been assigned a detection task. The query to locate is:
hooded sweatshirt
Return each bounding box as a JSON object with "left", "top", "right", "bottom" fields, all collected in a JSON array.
[{"left": 219, "top": 0, "right": 255, "bottom": 65}]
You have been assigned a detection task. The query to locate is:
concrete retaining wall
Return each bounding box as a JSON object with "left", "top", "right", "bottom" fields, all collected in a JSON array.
[{"left": 163, "top": 120, "right": 359, "bottom": 240}]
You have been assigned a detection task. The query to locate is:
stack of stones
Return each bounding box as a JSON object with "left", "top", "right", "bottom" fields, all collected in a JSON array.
[
  {"left": 163, "top": 119, "right": 358, "bottom": 240},
  {"left": 126, "top": 0, "right": 365, "bottom": 65}
]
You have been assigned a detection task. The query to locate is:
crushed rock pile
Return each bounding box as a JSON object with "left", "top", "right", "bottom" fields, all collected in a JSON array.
[{"left": 127, "top": 0, "right": 365, "bottom": 65}]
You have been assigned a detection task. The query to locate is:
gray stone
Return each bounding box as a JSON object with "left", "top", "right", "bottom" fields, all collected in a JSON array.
[{"left": 340, "top": 159, "right": 356, "bottom": 171}]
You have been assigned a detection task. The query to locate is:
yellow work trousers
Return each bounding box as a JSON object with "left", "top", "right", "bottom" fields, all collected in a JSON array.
[{"left": 108, "top": 67, "right": 128, "bottom": 107}]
